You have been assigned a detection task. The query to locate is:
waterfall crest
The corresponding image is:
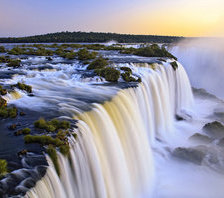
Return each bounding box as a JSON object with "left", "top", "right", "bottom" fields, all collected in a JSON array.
[{"left": 25, "top": 62, "right": 193, "bottom": 198}]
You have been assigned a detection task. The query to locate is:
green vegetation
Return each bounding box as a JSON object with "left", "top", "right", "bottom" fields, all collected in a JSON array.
[
  {"left": 170, "top": 61, "right": 178, "bottom": 70},
  {"left": 15, "top": 82, "right": 32, "bottom": 93},
  {"left": 14, "top": 128, "right": 31, "bottom": 136},
  {"left": 87, "top": 56, "right": 109, "bottom": 70},
  {"left": 0, "top": 159, "right": 7, "bottom": 178},
  {"left": 0, "top": 85, "right": 7, "bottom": 96},
  {"left": 7, "top": 59, "right": 21, "bottom": 67},
  {"left": 0, "top": 100, "right": 17, "bottom": 118},
  {"left": 0, "top": 56, "right": 10, "bottom": 63},
  {"left": 47, "top": 145, "right": 60, "bottom": 176},
  {"left": 121, "top": 44, "right": 177, "bottom": 60},
  {"left": 121, "top": 72, "right": 136, "bottom": 82},
  {"left": 0, "top": 46, "right": 6, "bottom": 53},
  {"left": 59, "top": 145, "right": 70, "bottom": 156},
  {"left": 120, "top": 67, "right": 132, "bottom": 74},
  {"left": 95, "top": 67, "right": 120, "bottom": 82},
  {"left": 24, "top": 135, "right": 63, "bottom": 146},
  {"left": 77, "top": 48, "right": 97, "bottom": 60},
  {"left": 34, "top": 118, "right": 70, "bottom": 132},
  {"left": 0, "top": 31, "right": 183, "bottom": 43}
]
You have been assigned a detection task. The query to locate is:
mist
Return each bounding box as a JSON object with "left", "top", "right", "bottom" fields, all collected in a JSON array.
[{"left": 171, "top": 38, "right": 224, "bottom": 99}]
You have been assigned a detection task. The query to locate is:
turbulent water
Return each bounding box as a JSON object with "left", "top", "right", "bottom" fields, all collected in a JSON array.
[
  {"left": 23, "top": 61, "right": 195, "bottom": 198},
  {"left": 1, "top": 43, "right": 224, "bottom": 198}
]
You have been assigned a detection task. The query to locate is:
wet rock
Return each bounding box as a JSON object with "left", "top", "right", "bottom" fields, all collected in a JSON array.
[
  {"left": 17, "top": 150, "right": 28, "bottom": 156},
  {"left": 173, "top": 146, "right": 207, "bottom": 165},
  {"left": 19, "top": 112, "right": 26, "bottom": 116},
  {"left": 175, "top": 114, "right": 184, "bottom": 121},
  {"left": 8, "top": 124, "right": 17, "bottom": 130},
  {"left": 203, "top": 121, "right": 224, "bottom": 139},
  {"left": 189, "top": 133, "right": 213, "bottom": 144}
]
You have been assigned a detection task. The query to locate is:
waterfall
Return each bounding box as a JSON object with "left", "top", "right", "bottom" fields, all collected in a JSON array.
[{"left": 25, "top": 61, "right": 193, "bottom": 198}]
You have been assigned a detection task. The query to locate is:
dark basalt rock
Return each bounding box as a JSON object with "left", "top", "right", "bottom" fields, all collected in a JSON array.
[
  {"left": 189, "top": 133, "right": 213, "bottom": 144},
  {"left": 203, "top": 121, "right": 224, "bottom": 139},
  {"left": 175, "top": 114, "right": 184, "bottom": 121},
  {"left": 173, "top": 146, "right": 207, "bottom": 165}
]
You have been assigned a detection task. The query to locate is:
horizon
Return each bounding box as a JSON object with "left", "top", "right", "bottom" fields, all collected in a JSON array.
[{"left": 1, "top": 0, "right": 224, "bottom": 37}]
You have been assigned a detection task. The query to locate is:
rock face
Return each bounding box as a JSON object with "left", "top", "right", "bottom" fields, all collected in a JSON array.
[
  {"left": 189, "top": 133, "right": 213, "bottom": 144},
  {"left": 173, "top": 146, "right": 207, "bottom": 165},
  {"left": 203, "top": 121, "right": 224, "bottom": 139}
]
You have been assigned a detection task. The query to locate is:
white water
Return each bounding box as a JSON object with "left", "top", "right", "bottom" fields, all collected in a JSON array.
[
  {"left": 25, "top": 62, "right": 194, "bottom": 198},
  {"left": 171, "top": 38, "right": 224, "bottom": 99}
]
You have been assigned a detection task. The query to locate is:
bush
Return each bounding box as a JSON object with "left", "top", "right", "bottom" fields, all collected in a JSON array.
[
  {"left": 64, "top": 52, "right": 76, "bottom": 59},
  {"left": 7, "top": 59, "right": 21, "bottom": 67},
  {"left": 0, "top": 46, "right": 6, "bottom": 53},
  {"left": 24, "top": 135, "right": 63, "bottom": 147},
  {"left": 77, "top": 48, "right": 97, "bottom": 60},
  {"left": 34, "top": 118, "right": 70, "bottom": 132},
  {"left": 46, "top": 145, "right": 60, "bottom": 176},
  {"left": 16, "top": 82, "right": 32, "bottom": 93},
  {"left": 8, "top": 47, "right": 26, "bottom": 55},
  {"left": 170, "top": 61, "right": 178, "bottom": 70},
  {"left": 0, "top": 159, "right": 7, "bottom": 177},
  {"left": 87, "top": 56, "right": 109, "bottom": 70},
  {"left": 95, "top": 67, "right": 120, "bottom": 82}
]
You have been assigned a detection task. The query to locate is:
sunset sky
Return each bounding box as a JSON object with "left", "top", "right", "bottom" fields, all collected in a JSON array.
[{"left": 0, "top": 0, "right": 224, "bottom": 37}]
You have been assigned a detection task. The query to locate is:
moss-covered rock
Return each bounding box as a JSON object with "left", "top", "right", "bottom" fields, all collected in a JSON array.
[
  {"left": 203, "top": 121, "right": 224, "bottom": 139},
  {"left": 59, "top": 145, "right": 70, "bottom": 156},
  {"left": 170, "top": 61, "right": 178, "bottom": 70},
  {"left": 7, "top": 59, "right": 21, "bottom": 67},
  {"left": 15, "top": 82, "right": 32, "bottom": 93},
  {"left": 47, "top": 145, "right": 60, "bottom": 176},
  {"left": 120, "top": 67, "right": 132, "bottom": 74},
  {"left": 0, "top": 46, "right": 6, "bottom": 53},
  {"left": 0, "top": 85, "right": 7, "bottom": 96},
  {"left": 14, "top": 128, "right": 31, "bottom": 136}
]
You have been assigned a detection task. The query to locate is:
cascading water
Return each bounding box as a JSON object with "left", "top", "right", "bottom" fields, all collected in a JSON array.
[{"left": 25, "top": 61, "right": 194, "bottom": 198}]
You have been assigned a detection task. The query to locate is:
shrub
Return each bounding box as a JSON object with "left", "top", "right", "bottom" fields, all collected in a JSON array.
[
  {"left": 34, "top": 118, "right": 70, "bottom": 132},
  {"left": 0, "top": 46, "right": 6, "bottom": 53},
  {"left": 0, "top": 159, "right": 7, "bottom": 177},
  {"left": 170, "top": 61, "right": 178, "bottom": 70},
  {"left": 64, "top": 52, "right": 76, "bottom": 59},
  {"left": 77, "top": 48, "right": 97, "bottom": 60},
  {"left": 8, "top": 107, "right": 17, "bottom": 118},
  {"left": 0, "top": 97, "right": 7, "bottom": 108},
  {"left": 16, "top": 82, "right": 32, "bottom": 93},
  {"left": 7, "top": 59, "right": 21, "bottom": 67},
  {"left": 8, "top": 47, "right": 26, "bottom": 55},
  {"left": 46, "top": 145, "right": 60, "bottom": 176},
  {"left": 87, "top": 56, "right": 109, "bottom": 70},
  {"left": 95, "top": 67, "right": 120, "bottom": 82}
]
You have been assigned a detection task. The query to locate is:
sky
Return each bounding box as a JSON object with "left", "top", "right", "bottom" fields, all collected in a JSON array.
[{"left": 0, "top": 0, "right": 224, "bottom": 37}]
